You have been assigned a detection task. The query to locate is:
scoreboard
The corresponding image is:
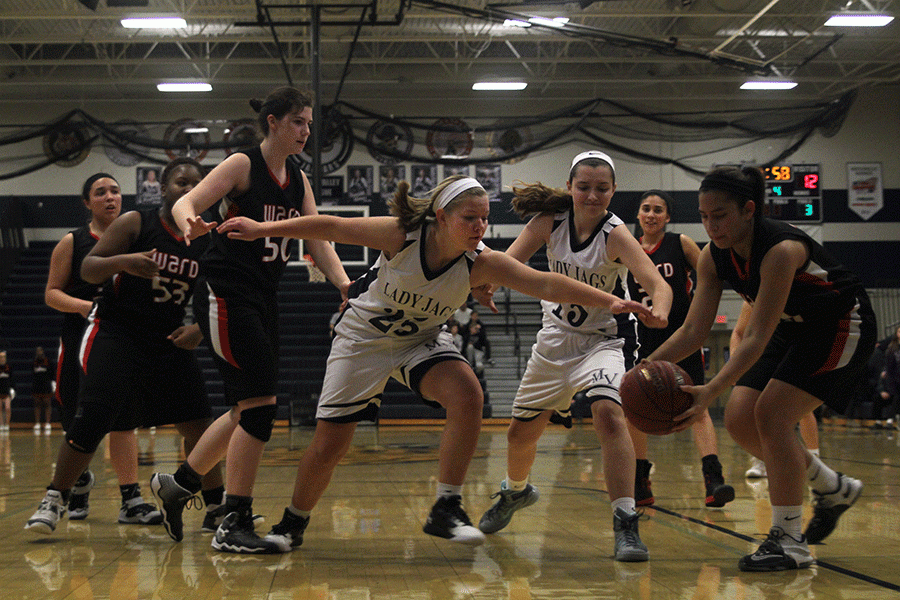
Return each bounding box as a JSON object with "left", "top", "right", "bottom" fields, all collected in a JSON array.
[{"left": 763, "top": 163, "right": 821, "bottom": 222}]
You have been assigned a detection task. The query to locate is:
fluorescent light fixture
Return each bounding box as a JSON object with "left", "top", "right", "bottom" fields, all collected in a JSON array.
[
  {"left": 528, "top": 16, "right": 569, "bottom": 28},
  {"left": 157, "top": 82, "right": 212, "bottom": 92},
  {"left": 503, "top": 19, "right": 531, "bottom": 27},
  {"left": 183, "top": 127, "right": 209, "bottom": 134},
  {"left": 740, "top": 81, "right": 798, "bottom": 90},
  {"left": 473, "top": 82, "right": 528, "bottom": 91},
  {"left": 824, "top": 14, "right": 894, "bottom": 26},
  {"left": 121, "top": 17, "right": 187, "bottom": 29}
]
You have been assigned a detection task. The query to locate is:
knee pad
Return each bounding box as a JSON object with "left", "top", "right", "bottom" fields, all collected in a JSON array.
[
  {"left": 239, "top": 404, "right": 277, "bottom": 442},
  {"left": 65, "top": 404, "right": 111, "bottom": 454}
]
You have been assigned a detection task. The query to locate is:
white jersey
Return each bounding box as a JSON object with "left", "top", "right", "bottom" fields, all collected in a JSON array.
[
  {"left": 541, "top": 210, "right": 631, "bottom": 336},
  {"left": 337, "top": 222, "right": 484, "bottom": 343},
  {"left": 512, "top": 210, "right": 637, "bottom": 421},
  {"left": 319, "top": 222, "right": 483, "bottom": 421}
]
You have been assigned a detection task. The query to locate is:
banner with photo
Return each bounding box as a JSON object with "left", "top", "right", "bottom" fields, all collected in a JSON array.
[{"left": 846, "top": 162, "right": 883, "bottom": 220}]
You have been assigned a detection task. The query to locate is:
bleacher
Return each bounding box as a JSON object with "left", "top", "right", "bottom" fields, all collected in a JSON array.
[{"left": 0, "top": 241, "right": 63, "bottom": 422}]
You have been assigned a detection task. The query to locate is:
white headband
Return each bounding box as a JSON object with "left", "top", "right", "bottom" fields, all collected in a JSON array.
[
  {"left": 434, "top": 177, "right": 484, "bottom": 210},
  {"left": 571, "top": 150, "right": 615, "bottom": 175}
]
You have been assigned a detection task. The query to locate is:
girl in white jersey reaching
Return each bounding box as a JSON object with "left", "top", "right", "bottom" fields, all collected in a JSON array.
[
  {"left": 476, "top": 151, "right": 672, "bottom": 563},
  {"left": 217, "top": 174, "right": 655, "bottom": 547}
]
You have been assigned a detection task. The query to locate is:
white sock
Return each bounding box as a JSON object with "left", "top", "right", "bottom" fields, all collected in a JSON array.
[
  {"left": 808, "top": 448, "right": 820, "bottom": 457},
  {"left": 505, "top": 476, "right": 529, "bottom": 493},
  {"left": 436, "top": 483, "right": 463, "bottom": 500},
  {"left": 288, "top": 505, "right": 311, "bottom": 519},
  {"left": 772, "top": 505, "right": 804, "bottom": 540},
  {"left": 806, "top": 452, "right": 839, "bottom": 494},
  {"left": 611, "top": 497, "right": 636, "bottom": 515}
]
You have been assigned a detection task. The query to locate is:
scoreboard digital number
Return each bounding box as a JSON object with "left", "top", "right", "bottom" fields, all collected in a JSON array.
[{"left": 763, "top": 163, "right": 821, "bottom": 222}]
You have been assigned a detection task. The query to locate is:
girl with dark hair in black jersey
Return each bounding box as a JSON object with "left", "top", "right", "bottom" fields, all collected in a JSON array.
[
  {"left": 28, "top": 173, "right": 158, "bottom": 532},
  {"left": 151, "top": 87, "right": 351, "bottom": 554},
  {"left": 648, "top": 166, "right": 875, "bottom": 572},
  {"left": 625, "top": 190, "right": 734, "bottom": 509}
]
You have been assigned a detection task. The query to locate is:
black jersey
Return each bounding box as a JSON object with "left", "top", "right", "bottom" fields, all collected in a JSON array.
[
  {"left": 0, "top": 363, "right": 10, "bottom": 395},
  {"left": 627, "top": 231, "right": 694, "bottom": 354},
  {"left": 95, "top": 210, "right": 208, "bottom": 336},
  {"left": 201, "top": 146, "right": 304, "bottom": 293},
  {"left": 60, "top": 226, "right": 103, "bottom": 338},
  {"left": 709, "top": 218, "right": 869, "bottom": 322},
  {"left": 32, "top": 356, "right": 54, "bottom": 394}
]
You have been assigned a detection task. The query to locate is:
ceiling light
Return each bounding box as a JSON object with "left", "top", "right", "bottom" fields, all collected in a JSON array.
[
  {"left": 503, "top": 19, "right": 531, "bottom": 27},
  {"left": 825, "top": 14, "right": 894, "bottom": 26},
  {"left": 121, "top": 17, "right": 187, "bottom": 29},
  {"left": 528, "top": 17, "right": 569, "bottom": 28},
  {"left": 157, "top": 82, "right": 212, "bottom": 92},
  {"left": 741, "top": 81, "right": 798, "bottom": 90},
  {"left": 183, "top": 127, "right": 209, "bottom": 134},
  {"left": 473, "top": 82, "right": 528, "bottom": 91}
]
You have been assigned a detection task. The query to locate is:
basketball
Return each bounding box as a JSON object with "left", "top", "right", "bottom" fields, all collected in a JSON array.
[{"left": 620, "top": 361, "right": 694, "bottom": 435}]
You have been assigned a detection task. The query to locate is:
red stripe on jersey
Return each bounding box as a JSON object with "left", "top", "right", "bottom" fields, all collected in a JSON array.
[
  {"left": 214, "top": 296, "right": 240, "bottom": 368},
  {"left": 813, "top": 312, "right": 851, "bottom": 375},
  {"left": 795, "top": 271, "right": 834, "bottom": 289},
  {"left": 55, "top": 340, "right": 64, "bottom": 404},
  {"left": 80, "top": 319, "right": 100, "bottom": 374}
]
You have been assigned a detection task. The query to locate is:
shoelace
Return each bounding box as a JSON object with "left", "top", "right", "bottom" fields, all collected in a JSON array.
[
  {"left": 618, "top": 513, "right": 642, "bottom": 543},
  {"left": 185, "top": 495, "right": 203, "bottom": 512}
]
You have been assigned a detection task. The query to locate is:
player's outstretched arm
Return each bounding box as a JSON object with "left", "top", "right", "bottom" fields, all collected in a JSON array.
[{"left": 471, "top": 250, "right": 651, "bottom": 319}]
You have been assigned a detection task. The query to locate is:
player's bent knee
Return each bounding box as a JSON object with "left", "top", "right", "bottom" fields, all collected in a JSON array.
[
  {"left": 239, "top": 404, "right": 277, "bottom": 442},
  {"left": 65, "top": 427, "right": 104, "bottom": 454}
]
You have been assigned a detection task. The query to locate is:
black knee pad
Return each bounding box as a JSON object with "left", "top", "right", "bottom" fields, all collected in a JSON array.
[
  {"left": 65, "top": 404, "right": 112, "bottom": 454},
  {"left": 239, "top": 404, "right": 277, "bottom": 442}
]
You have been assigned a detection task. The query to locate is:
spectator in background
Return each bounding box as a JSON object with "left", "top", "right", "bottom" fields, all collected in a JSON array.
[
  {"left": 0, "top": 350, "right": 12, "bottom": 433},
  {"left": 876, "top": 326, "right": 900, "bottom": 429},
  {"left": 448, "top": 320, "right": 465, "bottom": 353},
  {"left": 466, "top": 310, "right": 491, "bottom": 364},
  {"left": 454, "top": 300, "right": 473, "bottom": 331},
  {"left": 32, "top": 347, "right": 54, "bottom": 434}
]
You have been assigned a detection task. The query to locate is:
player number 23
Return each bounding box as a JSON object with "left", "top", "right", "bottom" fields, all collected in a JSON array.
[{"left": 369, "top": 308, "right": 428, "bottom": 336}]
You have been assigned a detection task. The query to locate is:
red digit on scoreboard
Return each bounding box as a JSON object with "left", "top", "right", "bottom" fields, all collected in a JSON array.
[{"left": 804, "top": 174, "right": 819, "bottom": 190}]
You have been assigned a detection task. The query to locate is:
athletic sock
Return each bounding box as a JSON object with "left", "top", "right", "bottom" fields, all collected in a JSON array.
[
  {"left": 436, "top": 482, "right": 463, "bottom": 500},
  {"left": 611, "top": 497, "right": 636, "bottom": 515},
  {"left": 173, "top": 461, "right": 203, "bottom": 494},
  {"left": 771, "top": 505, "right": 804, "bottom": 539},
  {"left": 505, "top": 476, "right": 529, "bottom": 493},
  {"left": 806, "top": 452, "right": 839, "bottom": 494}
]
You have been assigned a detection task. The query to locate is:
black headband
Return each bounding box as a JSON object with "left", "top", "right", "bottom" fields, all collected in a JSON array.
[{"left": 699, "top": 172, "right": 755, "bottom": 199}]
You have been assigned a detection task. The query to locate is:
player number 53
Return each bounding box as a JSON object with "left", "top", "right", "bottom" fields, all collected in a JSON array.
[{"left": 151, "top": 276, "right": 189, "bottom": 304}]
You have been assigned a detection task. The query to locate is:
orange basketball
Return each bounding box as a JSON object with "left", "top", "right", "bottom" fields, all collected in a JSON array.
[{"left": 620, "top": 361, "right": 694, "bottom": 435}]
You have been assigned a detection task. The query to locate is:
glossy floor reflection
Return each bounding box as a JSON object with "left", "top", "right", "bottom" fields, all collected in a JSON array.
[{"left": 2, "top": 421, "right": 899, "bottom": 599}]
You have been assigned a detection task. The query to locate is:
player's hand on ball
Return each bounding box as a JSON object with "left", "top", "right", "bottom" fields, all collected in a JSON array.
[{"left": 671, "top": 384, "right": 713, "bottom": 432}]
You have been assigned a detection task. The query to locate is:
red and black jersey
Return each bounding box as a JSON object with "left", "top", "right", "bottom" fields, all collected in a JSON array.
[
  {"left": 200, "top": 146, "right": 305, "bottom": 294},
  {"left": 95, "top": 209, "right": 208, "bottom": 336},
  {"left": 709, "top": 218, "right": 869, "bottom": 322},
  {"left": 60, "top": 226, "right": 102, "bottom": 339},
  {"left": 627, "top": 231, "right": 694, "bottom": 355}
]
